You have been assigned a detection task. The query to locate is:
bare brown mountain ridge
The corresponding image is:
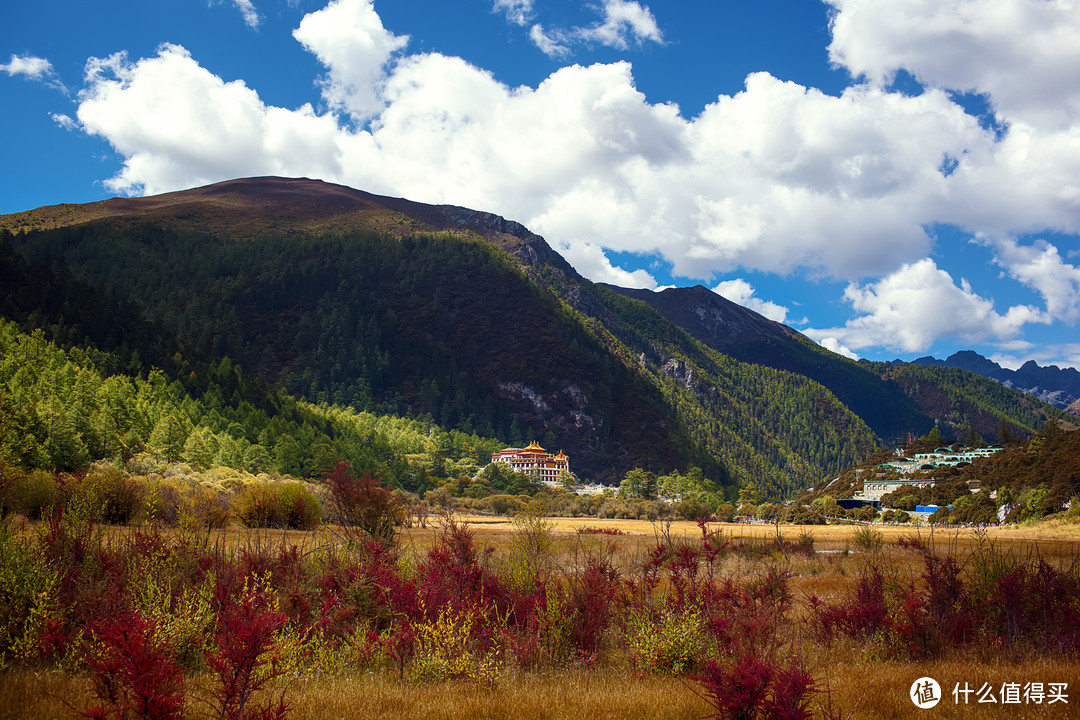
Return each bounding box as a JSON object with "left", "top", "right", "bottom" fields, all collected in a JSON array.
[{"left": 0, "top": 176, "right": 572, "bottom": 273}]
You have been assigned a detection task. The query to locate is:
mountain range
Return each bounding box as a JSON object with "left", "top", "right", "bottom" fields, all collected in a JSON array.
[
  {"left": 912, "top": 351, "right": 1080, "bottom": 413},
  {"left": 0, "top": 177, "right": 1066, "bottom": 496}
]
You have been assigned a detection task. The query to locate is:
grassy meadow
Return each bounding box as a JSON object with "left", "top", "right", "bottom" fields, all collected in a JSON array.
[{"left": 2, "top": 513, "right": 1079, "bottom": 720}]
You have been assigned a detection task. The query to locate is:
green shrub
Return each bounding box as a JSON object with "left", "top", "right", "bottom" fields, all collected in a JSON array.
[
  {"left": 6, "top": 469, "right": 58, "bottom": 520},
  {"left": 851, "top": 525, "right": 884, "bottom": 554},
  {"left": 136, "top": 477, "right": 180, "bottom": 525},
  {"left": 851, "top": 505, "right": 880, "bottom": 523},
  {"left": 714, "top": 503, "right": 736, "bottom": 523},
  {"left": 408, "top": 603, "right": 502, "bottom": 684},
  {"left": 785, "top": 505, "right": 826, "bottom": 525},
  {"left": 0, "top": 524, "right": 58, "bottom": 668},
  {"left": 929, "top": 507, "right": 952, "bottom": 524},
  {"left": 180, "top": 483, "right": 230, "bottom": 531},
  {"left": 674, "top": 497, "right": 712, "bottom": 521},
  {"left": 77, "top": 463, "right": 143, "bottom": 524},
  {"left": 232, "top": 482, "right": 283, "bottom": 528},
  {"left": 482, "top": 494, "right": 522, "bottom": 516},
  {"left": 276, "top": 481, "right": 323, "bottom": 530},
  {"left": 623, "top": 605, "right": 704, "bottom": 675}
]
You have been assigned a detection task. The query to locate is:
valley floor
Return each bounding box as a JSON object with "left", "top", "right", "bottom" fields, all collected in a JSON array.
[{"left": 3, "top": 517, "right": 1079, "bottom": 720}]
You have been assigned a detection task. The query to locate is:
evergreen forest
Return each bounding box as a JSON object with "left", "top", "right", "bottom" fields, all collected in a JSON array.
[{"left": 0, "top": 177, "right": 1065, "bottom": 501}]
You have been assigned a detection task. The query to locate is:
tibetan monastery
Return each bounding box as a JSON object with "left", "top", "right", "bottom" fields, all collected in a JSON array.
[{"left": 490, "top": 441, "right": 570, "bottom": 482}]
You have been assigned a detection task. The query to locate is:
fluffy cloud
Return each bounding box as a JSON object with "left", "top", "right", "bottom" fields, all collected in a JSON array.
[
  {"left": 577, "top": 0, "right": 663, "bottom": 50},
  {"left": 712, "top": 279, "right": 789, "bottom": 323},
  {"left": 60, "top": 0, "right": 1080, "bottom": 356},
  {"left": 292, "top": 0, "right": 409, "bottom": 120},
  {"left": 805, "top": 258, "right": 1046, "bottom": 352},
  {"left": 825, "top": 0, "right": 1080, "bottom": 249},
  {"left": 555, "top": 240, "right": 658, "bottom": 288},
  {"left": 525, "top": 0, "right": 662, "bottom": 57},
  {"left": 1, "top": 54, "right": 54, "bottom": 79},
  {"left": 69, "top": 2, "right": 1061, "bottom": 280},
  {"left": 816, "top": 337, "right": 859, "bottom": 361},
  {"left": 827, "top": 0, "right": 1080, "bottom": 132},
  {"left": 992, "top": 237, "right": 1080, "bottom": 323},
  {"left": 77, "top": 45, "right": 342, "bottom": 195}
]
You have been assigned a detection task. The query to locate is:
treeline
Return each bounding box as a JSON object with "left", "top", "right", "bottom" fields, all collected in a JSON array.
[
  {"left": 0, "top": 319, "right": 500, "bottom": 494},
  {"left": 876, "top": 362, "right": 1050, "bottom": 441},
  {"left": 4, "top": 216, "right": 1056, "bottom": 501}
]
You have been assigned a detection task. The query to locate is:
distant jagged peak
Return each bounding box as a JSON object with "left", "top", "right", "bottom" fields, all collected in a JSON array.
[{"left": 911, "top": 349, "right": 1080, "bottom": 410}]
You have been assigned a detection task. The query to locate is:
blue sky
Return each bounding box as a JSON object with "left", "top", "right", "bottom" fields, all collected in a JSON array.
[{"left": 3, "top": 0, "right": 1080, "bottom": 370}]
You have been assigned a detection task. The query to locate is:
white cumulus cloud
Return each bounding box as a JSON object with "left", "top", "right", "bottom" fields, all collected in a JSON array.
[
  {"left": 577, "top": 0, "right": 663, "bottom": 50},
  {"left": 712, "top": 279, "right": 789, "bottom": 323},
  {"left": 292, "top": 0, "right": 409, "bottom": 120},
  {"left": 555, "top": 240, "right": 658, "bottom": 288},
  {"left": 804, "top": 258, "right": 1047, "bottom": 353},
  {"left": 992, "top": 236, "right": 1080, "bottom": 323},
  {"left": 817, "top": 337, "right": 860, "bottom": 361},
  {"left": 827, "top": 0, "right": 1080, "bottom": 132},
  {"left": 77, "top": 45, "right": 342, "bottom": 196},
  {"left": 57, "top": 0, "right": 1080, "bottom": 357}
]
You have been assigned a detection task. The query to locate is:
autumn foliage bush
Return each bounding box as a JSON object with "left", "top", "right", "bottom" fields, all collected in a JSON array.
[
  {"left": 231, "top": 480, "right": 322, "bottom": 530},
  {"left": 3, "top": 481, "right": 1080, "bottom": 719},
  {"left": 810, "top": 538, "right": 1080, "bottom": 661}
]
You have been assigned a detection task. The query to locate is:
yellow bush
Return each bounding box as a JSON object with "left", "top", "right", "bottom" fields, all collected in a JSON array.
[
  {"left": 409, "top": 602, "right": 503, "bottom": 684},
  {"left": 232, "top": 480, "right": 322, "bottom": 530}
]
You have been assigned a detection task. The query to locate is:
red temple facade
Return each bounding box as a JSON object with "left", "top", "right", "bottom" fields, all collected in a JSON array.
[{"left": 490, "top": 441, "right": 570, "bottom": 482}]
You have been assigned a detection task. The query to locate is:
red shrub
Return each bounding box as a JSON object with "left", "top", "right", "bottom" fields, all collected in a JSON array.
[
  {"left": 568, "top": 551, "right": 622, "bottom": 660},
  {"left": 81, "top": 612, "right": 184, "bottom": 720},
  {"left": 324, "top": 461, "right": 401, "bottom": 546},
  {"left": 205, "top": 578, "right": 289, "bottom": 720},
  {"left": 813, "top": 566, "right": 891, "bottom": 643},
  {"left": 991, "top": 560, "right": 1080, "bottom": 652},
  {"left": 695, "top": 654, "right": 773, "bottom": 720}
]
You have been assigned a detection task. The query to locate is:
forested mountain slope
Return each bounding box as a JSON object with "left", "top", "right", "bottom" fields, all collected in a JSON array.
[
  {"left": 604, "top": 285, "right": 1062, "bottom": 445},
  {"left": 0, "top": 318, "right": 500, "bottom": 493},
  {"left": 914, "top": 350, "right": 1080, "bottom": 411},
  {"left": 0, "top": 177, "right": 1061, "bottom": 494},
  {"left": 606, "top": 284, "right": 933, "bottom": 443}
]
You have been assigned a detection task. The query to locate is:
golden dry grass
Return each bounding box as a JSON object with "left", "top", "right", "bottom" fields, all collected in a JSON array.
[
  {"left": 5, "top": 660, "right": 1078, "bottom": 720},
  {"left": 6, "top": 515, "right": 1080, "bottom": 720}
]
